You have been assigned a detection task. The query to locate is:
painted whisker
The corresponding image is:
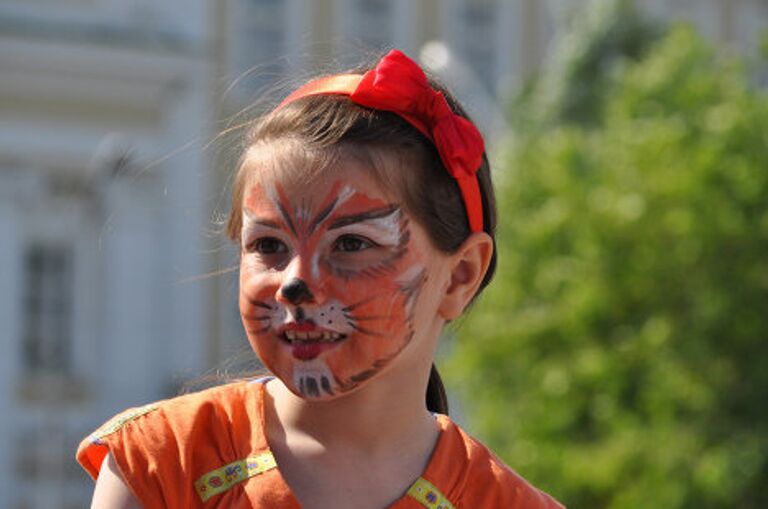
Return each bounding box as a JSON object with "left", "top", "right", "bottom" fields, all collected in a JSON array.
[
  {"left": 342, "top": 294, "right": 386, "bottom": 312},
  {"left": 343, "top": 314, "right": 389, "bottom": 322},
  {"left": 240, "top": 313, "right": 271, "bottom": 321},
  {"left": 347, "top": 322, "right": 383, "bottom": 337},
  {"left": 246, "top": 299, "right": 274, "bottom": 310}
]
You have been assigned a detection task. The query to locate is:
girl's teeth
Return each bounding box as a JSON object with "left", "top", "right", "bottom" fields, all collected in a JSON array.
[{"left": 283, "top": 329, "right": 345, "bottom": 343}]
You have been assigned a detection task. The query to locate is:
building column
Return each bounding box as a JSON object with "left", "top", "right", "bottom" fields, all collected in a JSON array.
[
  {"left": 159, "top": 67, "right": 211, "bottom": 389},
  {"left": 496, "top": 0, "right": 523, "bottom": 96},
  {"left": 520, "top": 0, "right": 542, "bottom": 76},
  {"left": 718, "top": 0, "right": 736, "bottom": 44},
  {"left": 99, "top": 177, "right": 161, "bottom": 407},
  {"left": 0, "top": 177, "right": 22, "bottom": 505},
  {"left": 286, "top": 0, "right": 312, "bottom": 73},
  {"left": 393, "top": 0, "right": 419, "bottom": 55}
]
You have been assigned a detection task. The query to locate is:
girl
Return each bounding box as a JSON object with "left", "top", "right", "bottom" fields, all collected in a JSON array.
[{"left": 77, "top": 49, "right": 564, "bottom": 509}]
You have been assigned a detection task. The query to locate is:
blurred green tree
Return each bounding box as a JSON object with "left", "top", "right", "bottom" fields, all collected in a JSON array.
[
  {"left": 447, "top": 2, "right": 768, "bottom": 508},
  {"left": 523, "top": 0, "right": 661, "bottom": 127}
]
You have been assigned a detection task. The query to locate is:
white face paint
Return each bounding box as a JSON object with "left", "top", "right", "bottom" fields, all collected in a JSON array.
[
  {"left": 310, "top": 185, "right": 356, "bottom": 281},
  {"left": 239, "top": 172, "right": 436, "bottom": 400}
]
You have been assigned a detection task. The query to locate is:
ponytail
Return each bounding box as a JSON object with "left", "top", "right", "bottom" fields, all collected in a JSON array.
[{"left": 426, "top": 364, "right": 449, "bottom": 415}]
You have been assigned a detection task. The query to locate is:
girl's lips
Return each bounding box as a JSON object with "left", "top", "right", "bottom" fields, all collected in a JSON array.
[
  {"left": 277, "top": 324, "right": 347, "bottom": 360},
  {"left": 291, "top": 342, "right": 337, "bottom": 361}
]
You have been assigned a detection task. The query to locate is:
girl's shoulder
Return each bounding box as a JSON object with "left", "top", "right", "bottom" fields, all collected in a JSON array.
[
  {"left": 431, "top": 415, "right": 565, "bottom": 509},
  {"left": 76, "top": 380, "right": 269, "bottom": 508}
]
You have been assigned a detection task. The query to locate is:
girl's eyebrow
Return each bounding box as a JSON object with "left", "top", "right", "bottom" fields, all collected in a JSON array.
[
  {"left": 251, "top": 219, "right": 281, "bottom": 229},
  {"left": 328, "top": 205, "right": 400, "bottom": 230},
  {"left": 242, "top": 210, "right": 281, "bottom": 230}
]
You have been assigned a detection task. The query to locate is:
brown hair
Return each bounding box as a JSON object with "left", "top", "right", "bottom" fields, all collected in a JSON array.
[{"left": 227, "top": 66, "right": 497, "bottom": 415}]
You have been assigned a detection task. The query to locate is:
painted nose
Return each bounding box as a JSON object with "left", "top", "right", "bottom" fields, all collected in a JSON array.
[{"left": 279, "top": 278, "right": 315, "bottom": 305}]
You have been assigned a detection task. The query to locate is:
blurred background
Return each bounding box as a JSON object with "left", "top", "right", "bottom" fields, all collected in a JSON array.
[{"left": 0, "top": 0, "right": 766, "bottom": 507}]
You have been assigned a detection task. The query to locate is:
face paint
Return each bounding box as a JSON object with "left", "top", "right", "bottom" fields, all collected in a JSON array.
[{"left": 239, "top": 178, "right": 429, "bottom": 399}]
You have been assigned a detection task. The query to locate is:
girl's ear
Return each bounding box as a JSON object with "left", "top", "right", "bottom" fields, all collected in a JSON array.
[{"left": 438, "top": 232, "right": 494, "bottom": 320}]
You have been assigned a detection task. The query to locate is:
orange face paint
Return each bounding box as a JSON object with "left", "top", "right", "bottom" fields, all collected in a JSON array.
[{"left": 239, "top": 179, "right": 427, "bottom": 399}]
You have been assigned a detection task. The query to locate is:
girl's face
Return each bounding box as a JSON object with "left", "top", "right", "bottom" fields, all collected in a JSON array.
[{"left": 238, "top": 148, "right": 450, "bottom": 400}]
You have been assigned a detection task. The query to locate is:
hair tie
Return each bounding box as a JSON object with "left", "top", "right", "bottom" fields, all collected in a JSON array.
[{"left": 276, "top": 49, "right": 485, "bottom": 233}]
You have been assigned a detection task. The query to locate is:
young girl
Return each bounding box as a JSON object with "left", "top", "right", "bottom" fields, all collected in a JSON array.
[{"left": 77, "top": 49, "right": 564, "bottom": 509}]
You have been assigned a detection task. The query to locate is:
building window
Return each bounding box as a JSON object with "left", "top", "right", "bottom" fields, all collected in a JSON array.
[{"left": 22, "top": 243, "right": 73, "bottom": 374}]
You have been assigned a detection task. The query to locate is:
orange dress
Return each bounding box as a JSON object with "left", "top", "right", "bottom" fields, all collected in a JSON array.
[{"left": 77, "top": 380, "right": 564, "bottom": 508}]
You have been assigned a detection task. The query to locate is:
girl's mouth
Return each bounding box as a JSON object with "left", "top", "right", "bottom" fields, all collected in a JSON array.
[
  {"left": 278, "top": 323, "right": 347, "bottom": 360},
  {"left": 281, "top": 329, "right": 346, "bottom": 343}
]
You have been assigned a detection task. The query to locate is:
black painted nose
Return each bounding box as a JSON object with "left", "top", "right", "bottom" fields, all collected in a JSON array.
[{"left": 280, "top": 278, "right": 315, "bottom": 305}]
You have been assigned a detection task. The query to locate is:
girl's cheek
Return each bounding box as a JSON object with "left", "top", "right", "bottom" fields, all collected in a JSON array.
[
  {"left": 239, "top": 261, "right": 279, "bottom": 300},
  {"left": 322, "top": 270, "right": 392, "bottom": 304}
]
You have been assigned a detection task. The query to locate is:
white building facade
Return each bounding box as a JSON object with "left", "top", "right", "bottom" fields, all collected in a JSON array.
[
  {"left": 0, "top": 1, "right": 765, "bottom": 507},
  {"left": 0, "top": 2, "right": 213, "bottom": 507}
]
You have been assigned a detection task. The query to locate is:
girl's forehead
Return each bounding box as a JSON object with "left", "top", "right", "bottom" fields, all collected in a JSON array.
[
  {"left": 242, "top": 140, "right": 327, "bottom": 182},
  {"left": 241, "top": 141, "right": 402, "bottom": 202}
]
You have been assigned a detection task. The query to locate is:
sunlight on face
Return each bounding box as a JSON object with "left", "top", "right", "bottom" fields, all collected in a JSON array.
[{"left": 238, "top": 153, "right": 437, "bottom": 400}]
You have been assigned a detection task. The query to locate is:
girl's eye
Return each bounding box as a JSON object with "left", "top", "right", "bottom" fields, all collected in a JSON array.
[
  {"left": 248, "top": 237, "right": 288, "bottom": 255},
  {"left": 333, "top": 235, "right": 375, "bottom": 252}
]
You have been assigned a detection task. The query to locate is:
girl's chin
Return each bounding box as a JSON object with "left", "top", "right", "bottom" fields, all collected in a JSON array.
[
  {"left": 253, "top": 334, "right": 402, "bottom": 400},
  {"left": 286, "top": 385, "right": 341, "bottom": 402}
]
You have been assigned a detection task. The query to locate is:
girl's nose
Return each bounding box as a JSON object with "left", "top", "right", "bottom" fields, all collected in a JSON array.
[
  {"left": 279, "top": 278, "right": 314, "bottom": 305},
  {"left": 276, "top": 253, "right": 327, "bottom": 305}
]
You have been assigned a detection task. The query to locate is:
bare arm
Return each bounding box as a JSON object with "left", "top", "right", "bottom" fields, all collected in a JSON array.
[{"left": 90, "top": 453, "right": 143, "bottom": 509}]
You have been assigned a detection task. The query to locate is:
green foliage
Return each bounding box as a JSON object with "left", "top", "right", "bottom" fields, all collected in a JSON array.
[
  {"left": 448, "top": 18, "right": 768, "bottom": 509},
  {"left": 760, "top": 29, "right": 768, "bottom": 60},
  {"left": 517, "top": 0, "right": 661, "bottom": 128}
]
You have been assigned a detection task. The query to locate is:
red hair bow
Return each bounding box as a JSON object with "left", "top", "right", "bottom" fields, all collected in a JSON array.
[{"left": 277, "top": 49, "right": 485, "bottom": 232}]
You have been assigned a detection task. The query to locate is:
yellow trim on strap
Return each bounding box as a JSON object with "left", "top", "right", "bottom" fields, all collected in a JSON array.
[
  {"left": 194, "top": 451, "right": 277, "bottom": 502},
  {"left": 407, "top": 477, "right": 456, "bottom": 509},
  {"left": 91, "top": 404, "right": 158, "bottom": 442}
]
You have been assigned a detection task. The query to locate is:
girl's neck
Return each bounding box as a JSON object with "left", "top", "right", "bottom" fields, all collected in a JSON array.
[
  {"left": 264, "top": 365, "right": 436, "bottom": 452},
  {"left": 262, "top": 365, "right": 442, "bottom": 509}
]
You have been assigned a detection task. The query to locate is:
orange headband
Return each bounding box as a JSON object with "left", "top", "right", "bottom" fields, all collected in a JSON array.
[{"left": 276, "top": 49, "right": 485, "bottom": 233}]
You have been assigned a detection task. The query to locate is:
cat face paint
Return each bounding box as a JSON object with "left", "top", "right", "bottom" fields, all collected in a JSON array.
[{"left": 239, "top": 174, "right": 430, "bottom": 399}]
